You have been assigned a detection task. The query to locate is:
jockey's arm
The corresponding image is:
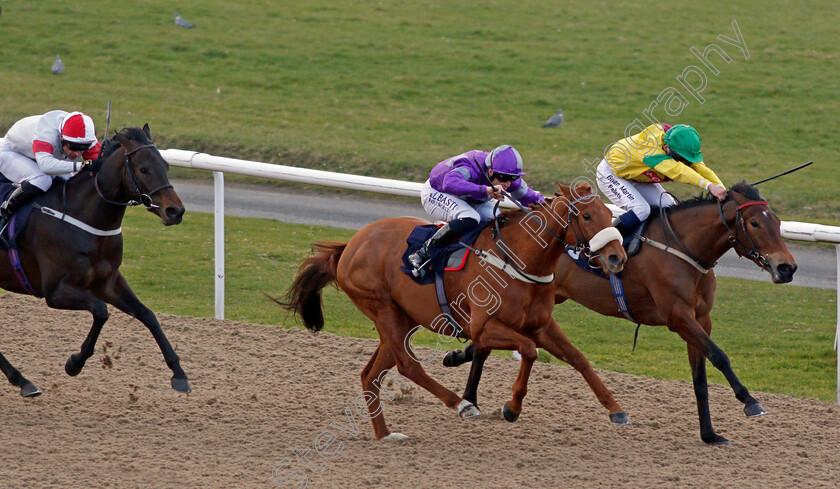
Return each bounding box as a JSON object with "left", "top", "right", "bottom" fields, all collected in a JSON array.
[
  {"left": 441, "top": 165, "right": 488, "bottom": 201},
  {"left": 507, "top": 178, "right": 545, "bottom": 206},
  {"left": 653, "top": 159, "right": 722, "bottom": 191},
  {"left": 690, "top": 162, "right": 725, "bottom": 189},
  {"left": 32, "top": 140, "right": 80, "bottom": 175}
]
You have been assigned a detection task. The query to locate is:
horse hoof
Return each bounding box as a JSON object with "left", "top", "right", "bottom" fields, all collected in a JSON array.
[
  {"left": 64, "top": 354, "right": 83, "bottom": 377},
  {"left": 20, "top": 382, "right": 42, "bottom": 397},
  {"left": 458, "top": 400, "right": 480, "bottom": 418},
  {"left": 704, "top": 434, "right": 731, "bottom": 446},
  {"left": 443, "top": 350, "right": 465, "bottom": 367},
  {"left": 744, "top": 402, "right": 767, "bottom": 418},
  {"left": 609, "top": 412, "right": 631, "bottom": 425},
  {"left": 382, "top": 433, "right": 409, "bottom": 441},
  {"left": 171, "top": 377, "right": 191, "bottom": 393},
  {"left": 502, "top": 402, "right": 520, "bottom": 422}
]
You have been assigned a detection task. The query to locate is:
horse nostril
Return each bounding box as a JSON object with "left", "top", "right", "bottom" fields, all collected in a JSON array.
[
  {"left": 166, "top": 206, "right": 185, "bottom": 221},
  {"left": 608, "top": 254, "right": 620, "bottom": 267},
  {"left": 778, "top": 263, "right": 797, "bottom": 277}
]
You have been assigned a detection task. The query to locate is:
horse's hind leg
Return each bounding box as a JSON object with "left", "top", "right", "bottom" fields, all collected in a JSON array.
[
  {"left": 360, "top": 342, "right": 400, "bottom": 440},
  {"left": 0, "top": 351, "right": 40, "bottom": 397},
  {"left": 100, "top": 273, "right": 190, "bottom": 393},
  {"left": 535, "top": 319, "right": 629, "bottom": 425}
]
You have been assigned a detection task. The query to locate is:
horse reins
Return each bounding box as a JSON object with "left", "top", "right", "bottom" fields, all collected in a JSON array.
[
  {"left": 95, "top": 143, "right": 172, "bottom": 209},
  {"left": 487, "top": 192, "right": 600, "bottom": 283}
]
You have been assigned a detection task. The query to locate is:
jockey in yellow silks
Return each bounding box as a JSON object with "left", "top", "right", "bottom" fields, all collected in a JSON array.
[{"left": 596, "top": 123, "right": 727, "bottom": 234}]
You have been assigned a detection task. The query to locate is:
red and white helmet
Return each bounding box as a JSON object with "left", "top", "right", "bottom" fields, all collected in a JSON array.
[{"left": 59, "top": 111, "right": 97, "bottom": 148}]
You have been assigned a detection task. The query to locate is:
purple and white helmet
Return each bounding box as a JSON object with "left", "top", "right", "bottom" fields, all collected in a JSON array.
[{"left": 486, "top": 145, "right": 525, "bottom": 176}]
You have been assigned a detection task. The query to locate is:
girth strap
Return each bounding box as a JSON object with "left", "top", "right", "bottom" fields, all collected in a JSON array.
[
  {"left": 434, "top": 270, "right": 468, "bottom": 342},
  {"left": 7, "top": 215, "right": 40, "bottom": 297}
]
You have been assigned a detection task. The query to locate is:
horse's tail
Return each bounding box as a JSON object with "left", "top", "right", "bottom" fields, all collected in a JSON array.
[{"left": 272, "top": 241, "right": 346, "bottom": 333}]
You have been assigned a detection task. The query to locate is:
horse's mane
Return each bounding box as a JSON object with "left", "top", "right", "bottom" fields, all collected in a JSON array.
[
  {"left": 99, "top": 126, "right": 152, "bottom": 159},
  {"left": 667, "top": 180, "right": 763, "bottom": 212}
]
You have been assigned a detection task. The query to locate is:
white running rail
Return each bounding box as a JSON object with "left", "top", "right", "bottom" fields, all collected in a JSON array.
[{"left": 159, "top": 149, "right": 840, "bottom": 402}]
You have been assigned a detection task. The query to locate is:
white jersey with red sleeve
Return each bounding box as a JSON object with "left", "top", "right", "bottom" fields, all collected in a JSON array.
[{"left": 3, "top": 110, "right": 99, "bottom": 175}]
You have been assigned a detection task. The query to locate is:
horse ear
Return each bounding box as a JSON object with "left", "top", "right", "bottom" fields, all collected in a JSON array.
[
  {"left": 114, "top": 130, "right": 129, "bottom": 147},
  {"left": 555, "top": 181, "right": 570, "bottom": 196},
  {"left": 573, "top": 182, "right": 593, "bottom": 196},
  {"left": 143, "top": 123, "right": 152, "bottom": 140},
  {"left": 721, "top": 199, "right": 738, "bottom": 222}
]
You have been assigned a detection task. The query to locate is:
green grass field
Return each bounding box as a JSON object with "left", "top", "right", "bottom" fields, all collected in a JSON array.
[
  {"left": 0, "top": 2, "right": 837, "bottom": 401},
  {"left": 117, "top": 210, "right": 838, "bottom": 402},
  {"left": 0, "top": 0, "right": 837, "bottom": 221}
]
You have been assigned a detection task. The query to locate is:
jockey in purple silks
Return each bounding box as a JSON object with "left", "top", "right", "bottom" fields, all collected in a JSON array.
[{"left": 408, "top": 145, "right": 545, "bottom": 276}]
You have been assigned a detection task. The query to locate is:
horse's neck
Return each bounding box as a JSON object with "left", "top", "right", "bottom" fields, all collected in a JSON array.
[
  {"left": 490, "top": 204, "right": 571, "bottom": 274},
  {"left": 651, "top": 204, "right": 731, "bottom": 263},
  {"left": 58, "top": 159, "right": 128, "bottom": 228}
]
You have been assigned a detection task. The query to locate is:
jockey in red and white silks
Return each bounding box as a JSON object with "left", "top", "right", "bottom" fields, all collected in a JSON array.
[{"left": 0, "top": 110, "right": 101, "bottom": 231}]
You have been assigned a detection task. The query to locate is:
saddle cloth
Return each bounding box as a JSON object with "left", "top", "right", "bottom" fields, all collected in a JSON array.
[{"left": 400, "top": 220, "right": 491, "bottom": 285}]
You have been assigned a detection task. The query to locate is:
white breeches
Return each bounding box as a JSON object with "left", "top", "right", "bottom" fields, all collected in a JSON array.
[
  {"left": 596, "top": 159, "right": 676, "bottom": 220},
  {"left": 420, "top": 180, "right": 498, "bottom": 222},
  {"left": 0, "top": 138, "right": 54, "bottom": 191}
]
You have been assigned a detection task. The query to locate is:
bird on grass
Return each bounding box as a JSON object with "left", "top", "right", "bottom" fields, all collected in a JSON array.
[
  {"left": 542, "top": 109, "right": 564, "bottom": 128},
  {"left": 51, "top": 55, "right": 64, "bottom": 75},
  {"left": 174, "top": 12, "right": 195, "bottom": 28}
]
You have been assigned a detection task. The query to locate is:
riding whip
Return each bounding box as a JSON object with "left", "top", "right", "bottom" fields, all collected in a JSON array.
[{"left": 751, "top": 161, "right": 813, "bottom": 186}]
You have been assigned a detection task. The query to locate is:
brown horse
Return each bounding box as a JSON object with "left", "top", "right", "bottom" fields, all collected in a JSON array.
[
  {"left": 445, "top": 181, "right": 797, "bottom": 445},
  {"left": 0, "top": 125, "right": 190, "bottom": 397},
  {"left": 279, "top": 183, "right": 628, "bottom": 440}
]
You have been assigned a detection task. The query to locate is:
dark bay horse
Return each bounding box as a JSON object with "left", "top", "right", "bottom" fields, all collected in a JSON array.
[
  {"left": 0, "top": 125, "right": 190, "bottom": 397},
  {"left": 445, "top": 182, "right": 797, "bottom": 445},
  {"left": 279, "top": 183, "right": 628, "bottom": 440}
]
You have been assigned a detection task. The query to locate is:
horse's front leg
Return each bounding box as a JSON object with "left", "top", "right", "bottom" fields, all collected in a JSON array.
[
  {"left": 99, "top": 273, "right": 190, "bottom": 393},
  {"left": 689, "top": 313, "right": 729, "bottom": 445},
  {"left": 41, "top": 281, "right": 110, "bottom": 377},
  {"left": 472, "top": 318, "right": 539, "bottom": 422},
  {"left": 535, "top": 318, "right": 629, "bottom": 425},
  {"left": 670, "top": 308, "right": 765, "bottom": 419},
  {"left": 0, "top": 351, "right": 41, "bottom": 397}
]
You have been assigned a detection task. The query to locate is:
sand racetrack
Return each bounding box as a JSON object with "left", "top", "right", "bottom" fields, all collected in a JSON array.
[{"left": 1, "top": 293, "right": 839, "bottom": 488}]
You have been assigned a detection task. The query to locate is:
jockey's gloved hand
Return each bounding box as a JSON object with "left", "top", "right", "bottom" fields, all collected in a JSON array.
[{"left": 80, "top": 158, "right": 104, "bottom": 173}]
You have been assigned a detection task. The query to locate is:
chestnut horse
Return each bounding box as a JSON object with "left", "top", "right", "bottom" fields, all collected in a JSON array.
[
  {"left": 279, "top": 183, "right": 627, "bottom": 440},
  {"left": 444, "top": 182, "right": 796, "bottom": 445},
  {"left": 0, "top": 125, "right": 190, "bottom": 397}
]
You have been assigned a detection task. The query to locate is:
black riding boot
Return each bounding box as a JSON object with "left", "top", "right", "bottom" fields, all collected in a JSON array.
[
  {"left": 0, "top": 181, "right": 45, "bottom": 237},
  {"left": 407, "top": 217, "right": 478, "bottom": 277},
  {"left": 408, "top": 223, "right": 455, "bottom": 277},
  {"left": 613, "top": 210, "right": 641, "bottom": 238}
]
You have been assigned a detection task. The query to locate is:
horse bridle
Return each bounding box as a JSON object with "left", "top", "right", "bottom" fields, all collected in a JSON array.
[
  {"left": 657, "top": 196, "right": 771, "bottom": 271},
  {"left": 95, "top": 143, "right": 173, "bottom": 209},
  {"left": 718, "top": 199, "right": 772, "bottom": 269}
]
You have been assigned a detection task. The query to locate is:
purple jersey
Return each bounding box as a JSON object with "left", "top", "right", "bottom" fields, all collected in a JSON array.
[{"left": 428, "top": 150, "right": 543, "bottom": 206}]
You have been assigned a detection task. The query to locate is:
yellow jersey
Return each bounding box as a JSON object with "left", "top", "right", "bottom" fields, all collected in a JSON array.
[{"left": 606, "top": 124, "right": 724, "bottom": 190}]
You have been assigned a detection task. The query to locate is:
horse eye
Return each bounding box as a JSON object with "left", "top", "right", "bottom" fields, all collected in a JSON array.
[
  {"left": 750, "top": 220, "right": 759, "bottom": 228},
  {"left": 582, "top": 213, "right": 591, "bottom": 221},
  {"left": 139, "top": 167, "right": 151, "bottom": 175}
]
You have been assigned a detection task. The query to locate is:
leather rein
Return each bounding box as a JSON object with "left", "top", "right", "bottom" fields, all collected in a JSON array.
[
  {"left": 655, "top": 197, "right": 771, "bottom": 272},
  {"left": 487, "top": 192, "right": 602, "bottom": 283}
]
